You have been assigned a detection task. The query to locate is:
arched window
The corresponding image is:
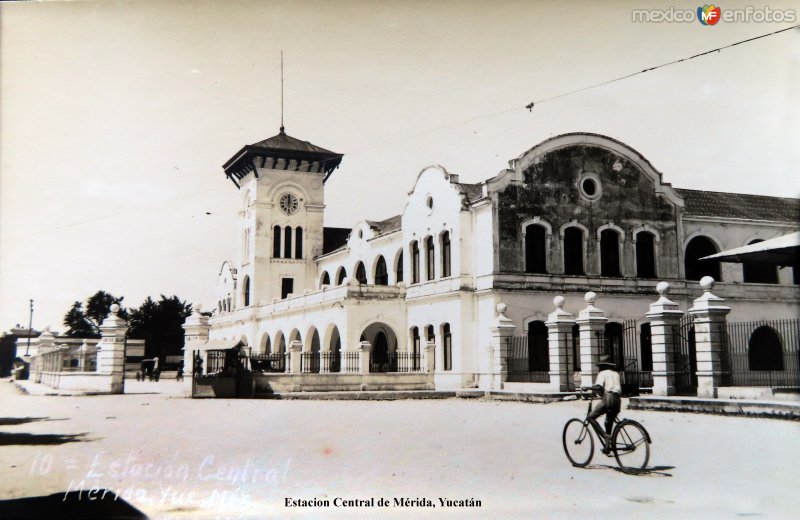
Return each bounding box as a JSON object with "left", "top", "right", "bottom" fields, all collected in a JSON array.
[
  {"left": 443, "top": 323, "right": 452, "bottom": 371},
  {"left": 284, "top": 226, "right": 293, "bottom": 259},
  {"left": 395, "top": 251, "right": 404, "bottom": 283},
  {"left": 525, "top": 224, "right": 547, "bottom": 274},
  {"left": 243, "top": 228, "right": 250, "bottom": 260},
  {"left": 243, "top": 275, "right": 250, "bottom": 307},
  {"left": 748, "top": 326, "right": 783, "bottom": 371},
  {"left": 425, "top": 236, "right": 435, "bottom": 281},
  {"left": 320, "top": 272, "right": 330, "bottom": 287},
  {"left": 355, "top": 262, "right": 367, "bottom": 284},
  {"left": 685, "top": 236, "right": 721, "bottom": 281},
  {"left": 411, "top": 327, "right": 420, "bottom": 369},
  {"left": 336, "top": 267, "right": 347, "bottom": 285},
  {"left": 564, "top": 227, "right": 585, "bottom": 276},
  {"left": 743, "top": 240, "right": 778, "bottom": 284},
  {"left": 411, "top": 241, "right": 420, "bottom": 284},
  {"left": 441, "top": 231, "right": 451, "bottom": 278},
  {"left": 528, "top": 321, "right": 549, "bottom": 372},
  {"left": 600, "top": 229, "right": 621, "bottom": 277},
  {"left": 295, "top": 227, "right": 303, "bottom": 259},
  {"left": 374, "top": 256, "right": 388, "bottom": 285},
  {"left": 425, "top": 325, "right": 435, "bottom": 343},
  {"left": 636, "top": 232, "right": 657, "bottom": 279},
  {"left": 273, "top": 225, "right": 281, "bottom": 258}
]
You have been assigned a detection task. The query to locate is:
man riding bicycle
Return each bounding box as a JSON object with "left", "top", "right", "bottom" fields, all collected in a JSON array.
[{"left": 582, "top": 355, "right": 621, "bottom": 452}]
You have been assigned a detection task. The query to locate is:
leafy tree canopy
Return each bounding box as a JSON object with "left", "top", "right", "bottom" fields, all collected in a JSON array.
[
  {"left": 127, "top": 295, "right": 192, "bottom": 359},
  {"left": 62, "top": 291, "right": 127, "bottom": 338}
]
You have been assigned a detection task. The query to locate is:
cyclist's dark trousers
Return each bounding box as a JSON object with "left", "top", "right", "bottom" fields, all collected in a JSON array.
[{"left": 588, "top": 392, "right": 621, "bottom": 435}]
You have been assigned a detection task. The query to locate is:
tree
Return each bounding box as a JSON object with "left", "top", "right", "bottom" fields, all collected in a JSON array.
[
  {"left": 127, "top": 295, "right": 192, "bottom": 359},
  {"left": 63, "top": 291, "right": 128, "bottom": 338}
]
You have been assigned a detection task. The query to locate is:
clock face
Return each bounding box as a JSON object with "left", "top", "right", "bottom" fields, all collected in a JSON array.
[{"left": 279, "top": 193, "right": 299, "bottom": 215}]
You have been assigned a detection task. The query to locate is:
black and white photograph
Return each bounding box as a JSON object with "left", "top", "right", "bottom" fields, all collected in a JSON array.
[{"left": 1, "top": 1, "right": 799, "bottom": 518}]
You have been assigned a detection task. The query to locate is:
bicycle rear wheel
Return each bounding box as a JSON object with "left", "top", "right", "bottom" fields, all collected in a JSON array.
[
  {"left": 611, "top": 420, "right": 650, "bottom": 474},
  {"left": 562, "top": 418, "right": 594, "bottom": 467}
]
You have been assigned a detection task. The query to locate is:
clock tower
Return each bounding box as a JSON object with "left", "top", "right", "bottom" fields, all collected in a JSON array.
[{"left": 222, "top": 127, "right": 343, "bottom": 306}]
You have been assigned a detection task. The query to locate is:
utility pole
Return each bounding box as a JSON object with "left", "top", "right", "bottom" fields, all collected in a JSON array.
[{"left": 25, "top": 299, "right": 33, "bottom": 356}]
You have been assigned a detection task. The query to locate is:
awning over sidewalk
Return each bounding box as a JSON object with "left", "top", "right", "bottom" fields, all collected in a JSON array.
[
  {"left": 701, "top": 232, "right": 800, "bottom": 266},
  {"left": 199, "top": 339, "right": 244, "bottom": 350}
]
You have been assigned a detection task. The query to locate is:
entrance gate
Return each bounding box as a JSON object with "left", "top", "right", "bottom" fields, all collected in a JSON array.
[
  {"left": 672, "top": 315, "right": 698, "bottom": 394},
  {"left": 620, "top": 319, "right": 653, "bottom": 392}
]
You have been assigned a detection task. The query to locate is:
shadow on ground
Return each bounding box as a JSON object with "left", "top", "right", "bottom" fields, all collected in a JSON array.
[
  {"left": 0, "top": 417, "right": 67, "bottom": 426},
  {"left": 0, "top": 491, "right": 147, "bottom": 519},
  {"left": 0, "top": 432, "right": 90, "bottom": 446}
]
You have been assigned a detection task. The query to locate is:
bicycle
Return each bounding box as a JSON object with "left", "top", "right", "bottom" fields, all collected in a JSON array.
[{"left": 562, "top": 389, "right": 652, "bottom": 475}]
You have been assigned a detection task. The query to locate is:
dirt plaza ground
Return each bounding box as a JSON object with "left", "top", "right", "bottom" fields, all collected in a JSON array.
[{"left": 1, "top": 379, "right": 799, "bottom": 519}]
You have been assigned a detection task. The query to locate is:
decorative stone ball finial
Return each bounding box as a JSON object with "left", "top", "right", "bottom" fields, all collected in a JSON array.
[
  {"left": 194, "top": 303, "right": 203, "bottom": 314},
  {"left": 584, "top": 291, "right": 597, "bottom": 305},
  {"left": 496, "top": 303, "right": 507, "bottom": 316},
  {"left": 656, "top": 281, "right": 670, "bottom": 297},
  {"left": 553, "top": 295, "right": 565, "bottom": 310},
  {"left": 700, "top": 276, "right": 716, "bottom": 291},
  {"left": 110, "top": 303, "right": 120, "bottom": 315}
]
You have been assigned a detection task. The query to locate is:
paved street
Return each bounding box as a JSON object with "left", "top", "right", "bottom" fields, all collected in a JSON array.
[{"left": 1, "top": 379, "right": 798, "bottom": 519}]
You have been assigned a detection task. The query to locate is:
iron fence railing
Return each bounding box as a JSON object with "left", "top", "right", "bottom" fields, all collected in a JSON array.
[
  {"left": 301, "top": 352, "right": 321, "bottom": 373},
  {"left": 250, "top": 353, "right": 287, "bottom": 373},
  {"left": 506, "top": 336, "right": 550, "bottom": 383},
  {"left": 725, "top": 319, "right": 800, "bottom": 388},
  {"left": 342, "top": 351, "right": 360, "bottom": 373}
]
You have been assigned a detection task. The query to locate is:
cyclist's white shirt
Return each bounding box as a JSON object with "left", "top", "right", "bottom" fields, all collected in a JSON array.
[{"left": 595, "top": 369, "right": 621, "bottom": 394}]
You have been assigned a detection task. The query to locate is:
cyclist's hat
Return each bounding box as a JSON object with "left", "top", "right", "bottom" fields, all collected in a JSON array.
[{"left": 596, "top": 356, "right": 615, "bottom": 368}]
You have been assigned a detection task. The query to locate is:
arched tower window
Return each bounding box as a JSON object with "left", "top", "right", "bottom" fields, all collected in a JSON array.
[
  {"left": 355, "top": 262, "right": 367, "bottom": 284},
  {"left": 243, "top": 276, "right": 250, "bottom": 307},
  {"left": 411, "top": 241, "right": 420, "bottom": 284},
  {"left": 440, "top": 231, "right": 451, "bottom": 278},
  {"left": 283, "top": 226, "right": 293, "bottom": 259},
  {"left": 336, "top": 267, "right": 347, "bottom": 285},
  {"left": 600, "top": 229, "right": 621, "bottom": 277},
  {"left": 273, "top": 225, "right": 281, "bottom": 258},
  {"left": 320, "top": 272, "right": 330, "bottom": 287},
  {"left": 743, "top": 240, "right": 778, "bottom": 284},
  {"left": 374, "top": 256, "right": 388, "bottom": 285},
  {"left": 685, "top": 236, "right": 721, "bottom": 281},
  {"left": 525, "top": 224, "right": 547, "bottom": 274},
  {"left": 564, "top": 227, "right": 585, "bottom": 276},
  {"left": 295, "top": 227, "right": 303, "bottom": 259},
  {"left": 425, "top": 236, "right": 435, "bottom": 281},
  {"left": 748, "top": 326, "right": 783, "bottom": 370},
  {"left": 636, "top": 232, "right": 657, "bottom": 279},
  {"left": 395, "top": 251, "right": 404, "bottom": 283}
]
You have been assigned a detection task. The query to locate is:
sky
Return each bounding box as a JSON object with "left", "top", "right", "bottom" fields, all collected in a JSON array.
[{"left": 1, "top": 0, "right": 799, "bottom": 333}]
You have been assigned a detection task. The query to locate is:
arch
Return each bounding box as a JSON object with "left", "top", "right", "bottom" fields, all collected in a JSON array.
[
  {"left": 743, "top": 239, "right": 779, "bottom": 284},
  {"left": 425, "top": 235, "right": 435, "bottom": 280},
  {"left": 305, "top": 326, "right": 321, "bottom": 353},
  {"left": 684, "top": 235, "right": 721, "bottom": 281},
  {"left": 410, "top": 326, "right": 421, "bottom": 369},
  {"left": 238, "top": 334, "right": 249, "bottom": 347},
  {"left": 274, "top": 331, "right": 286, "bottom": 354},
  {"left": 441, "top": 323, "right": 452, "bottom": 371},
  {"left": 259, "top": 332, "right": 271, "bottom": 354},
  {"left": 288, "top": 328, "right": 302, "bottom": 346},
  {"left": 295, "top": 227, "right": 303, "bottom": 259},
  {"left": 635, "top": 231, "right": 658, "bottom": 279},
  {"left": 242, "top": 275, "right": 250, "bottom": 307},
  {"left": 599, "top": 228, "right": 622, "bottom": 277},
  {"left": 361, "top": 322, "right": 398, "bottom": 373},
  {"left": 394, "top": 249, "right": 404, "bottom": 284},
  {"left": 374, "top": 256, "right": 388, "bottom": 285},
  {"left": 283, "top": 226, "right": 293, "bottom": 259},
  {"left": 524, "top": 223, "right": 548, "bottom": 274},
  {"left": 336, "top": 266, "right": 347, "bottom": 285},
  {"left": 410, "top": 240, "right": 421, "bottom": 284},
  {"left": 562, "top": 226, "right": 586, "bottom": 276},
  {"left": 354, "top": 261, "right": 367, "bottom": 284},
  {"left": 748, "top": 326, "right": 783, "bottom": 370},
  {"left": 528, "top": 320, "right": 549, "bottom": 372},
  {"left": 273, "top": 225, "right": 281, "bottom": 258},
  {"left": 327, "top": 325, "right": 342, "bottom": 372},
  {"left": 440, "top": 230, "right": 452, "bottom": 278},
  {"left": 604, "top": 322, "right": 624, "bottom": 369},
  {"left": 320, "top": 271, "right": 330, "bottom": 288}
]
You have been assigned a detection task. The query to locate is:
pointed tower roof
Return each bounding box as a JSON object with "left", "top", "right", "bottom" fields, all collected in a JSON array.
[{"left": 222, "top": 128, "right": 343, "bottom": 187}]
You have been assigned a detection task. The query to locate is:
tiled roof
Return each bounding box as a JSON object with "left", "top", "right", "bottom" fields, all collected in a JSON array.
[
  {"left": 250, "top": 130, "right": 339, "bottom": 156},
  {"left": 455, "top": 182, "right": 483, "bottom": 202},
  {"left": 676, "top": 189, "right": 800, "bottom": 223},
  {"left": 367, "top": 215, "right": 402, "bottom": 236}
]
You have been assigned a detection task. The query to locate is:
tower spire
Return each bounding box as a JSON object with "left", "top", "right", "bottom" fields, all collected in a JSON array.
[{"left": 280, "top": 50, "right": 285, "bottom": 134}]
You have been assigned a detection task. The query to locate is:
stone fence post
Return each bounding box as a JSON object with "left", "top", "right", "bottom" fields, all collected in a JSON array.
[
  {"left": 646, "top": 282, "right": 685, "bottom": 396},
  {"left": 96, "top": 304, "right": 128, "bottom": 394},
  {"left": 481, "top": 303, "right": 515, "bottom": 390},
  {"left": 576, "top": 292, "right": 607, "bottom": 389},
  {"left": 182, "top": 304, "right": 210, "bottom": 389},
  {"left": 546, "top": 296, "right": 576, "bottom": 392},
  {"left": 689, "top": 277, "right": 730, "bottom": 398},
  {"left": 358, "top": 341, "right": 372, "bottom": 374},
  {"left": 423, "top": 340, "right": 436, "bottom": 373},
  {"left": 289, "top": 341, "right": 303, "bottom": 374}
]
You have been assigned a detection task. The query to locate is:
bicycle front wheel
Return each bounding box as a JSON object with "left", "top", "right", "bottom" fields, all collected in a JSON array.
[
  {"left": 612, "top": 420, "right": 650, "bottom": 474},
  {"left": 562, "top": 418, "right": 594, "bottom": 467}
]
